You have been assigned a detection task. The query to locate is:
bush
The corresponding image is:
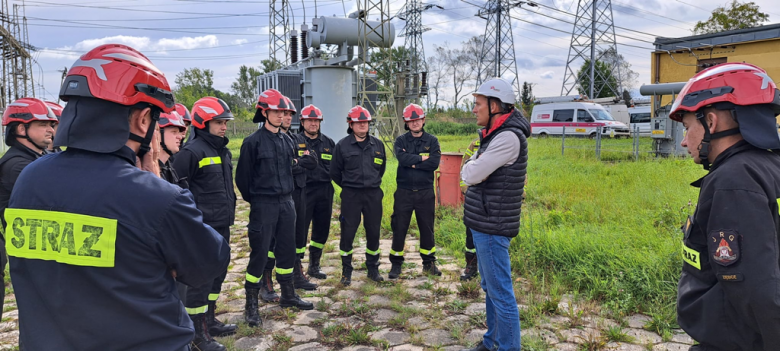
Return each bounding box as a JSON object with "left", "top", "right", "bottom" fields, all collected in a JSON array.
[{"left": 425, "top": 121, "right": 480, "bottom": 136}]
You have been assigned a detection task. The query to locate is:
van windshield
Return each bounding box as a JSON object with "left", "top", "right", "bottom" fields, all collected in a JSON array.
[{"left": 588, "top": 109, "right": 615, "bottom": 121}]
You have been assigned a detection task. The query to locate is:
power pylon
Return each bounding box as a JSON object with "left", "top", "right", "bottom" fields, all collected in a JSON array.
[
  {"left": 474, "top": 0, "right": 523, "bottom": 95},
  {"left": 269, "top": 0, "right": 290, "bottom": 65},
  {"left": 560, "top": 0, "right": 622, "bottom": 98},
  {"left": 397, "top": 1, "right": 441, "bottom": 106}
]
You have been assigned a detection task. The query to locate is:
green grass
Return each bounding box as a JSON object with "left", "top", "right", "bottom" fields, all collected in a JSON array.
[{"left": 228, "top": 131, "right": 703, "bottom": 319}]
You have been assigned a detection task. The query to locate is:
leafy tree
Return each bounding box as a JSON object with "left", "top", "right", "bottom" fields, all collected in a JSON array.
[
  {"left": 260, "top": 58, "right": 283, "bottom": 73},
  {"left": 231, "top": 65, "right": 263, "bottom": 109},
  {"left": 426, "top": 50, "right": 449, "bottom": 110},
  {"left": 520, "top": 81, "right": 535, "bottom": 117},
  {"left": 576, "top": 59, "right": 619, "bottom": 99},
  {"left": 598, "top": 47, "right": 638, "bottom": 91},
  {"left": 693, "top": 1, "right": 769, "bottom": 35},
  {"left": 173, "top": 68, "right": 217, "bottom": 108}
]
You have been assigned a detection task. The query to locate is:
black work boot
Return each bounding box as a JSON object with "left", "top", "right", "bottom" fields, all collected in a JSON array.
[
  {"left": 388, "top": 263, "right": 403, "bottom": 280},
  {"left": 293, "top": 258, "right": 318, "bottom": 290},
  {"left": 259, "top": 269, "right": 279, "bottom": 303},
  {"left": 340, "top": 255, "right": 353, "bottom": 286},
  {"left": 307, "top": 249, "right": 327, "bottom": 279},
  {"left": 367, "top": 265, "right": 384, "bottom": 282},
  {"left": 423, "top": 262, "right": 442, "bottom": 276},
  {"left": 279, "top": 280, "right": 314, "bottom": 310},
  {"left": 206, "top": 301, "right": 237, "bottom": 337},
  {"left": 243, "top": 288, "right": 262, "bottom": 327},
  {"left": 460, "top": 252, "right": 479, "bottom": 281},
  {"left": 190, "top": 313, "right": 227, "bottom": 351},
  {"left": 461, "top": 340, "right": 490, "bottom": 351}
]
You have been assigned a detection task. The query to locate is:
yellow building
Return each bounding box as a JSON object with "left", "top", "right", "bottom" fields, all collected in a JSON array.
[{"left": 651, "top": 24, "right": 780, "bottom": 114}]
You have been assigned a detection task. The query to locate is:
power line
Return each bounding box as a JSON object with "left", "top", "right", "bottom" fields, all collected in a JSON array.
[{"left": 26, "top": 21, "right": 264, "bottom": 36}]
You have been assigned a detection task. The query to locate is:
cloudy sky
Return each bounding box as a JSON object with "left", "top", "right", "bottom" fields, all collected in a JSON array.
[{"left": 23, "top": 0, "right": 780, "bottom": 106}]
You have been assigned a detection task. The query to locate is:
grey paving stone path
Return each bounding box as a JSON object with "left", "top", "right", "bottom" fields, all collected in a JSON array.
[{"left": 0, "top": 198, "right": 693, "bottom": 351}]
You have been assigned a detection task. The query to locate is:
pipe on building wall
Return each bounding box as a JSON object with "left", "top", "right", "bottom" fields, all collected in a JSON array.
[{"left": 639, "top": 82, "right": 686, "bottom": 96}]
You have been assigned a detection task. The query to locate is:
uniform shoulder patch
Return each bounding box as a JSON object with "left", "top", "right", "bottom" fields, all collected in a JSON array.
[
  {"left": 709, "top": 230, "right": 740, "bottom": 266},
  {"left": 298, "top": 143, "right": 307, "bottom": 148}
]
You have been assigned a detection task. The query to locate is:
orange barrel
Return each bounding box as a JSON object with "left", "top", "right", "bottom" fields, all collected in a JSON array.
[{"left": 435, "top": 152, "right": 465, "bottom": 207}]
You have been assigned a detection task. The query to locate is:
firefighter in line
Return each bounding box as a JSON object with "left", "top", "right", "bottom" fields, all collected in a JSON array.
[
  {"left": 158, "top": 109, "right": 188, "bottom": 188},
  {"left": 388, "top": 103, "right": 442, "bottom": 279},
  {"left": 330, "top": 106, "right": 387, "bottom": 285},
  {"left": 172, "top": 96, "right": 238, "bottom": 349},
  {"left": 175, "top": 102, "right": 192, "bottom": 146},
  {"left": 299, "top": 104, "right": 336, "bottom": 279},
  {"left": 459, "top": 138, "right": 480, "bottom": 281},
  {"left": 237, "top": 89, "right": 314, "bottom": 328},
  {"left": 44, "top": 101, "right": 63, "bottom": 153},
  {"left": 672, "top": 63, "right": 780, "bottom": 351},
  {"left": 6, "top": 43, "right": 230, "bottom": 351},
  {"left": 279, "top": 99, "right": 319, "bottom": 291},
  {"left": 0, "top": 97, "right": 58, "bottom": 319}
]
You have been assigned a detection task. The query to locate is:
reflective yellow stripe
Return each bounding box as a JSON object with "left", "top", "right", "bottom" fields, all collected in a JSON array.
[
  {"left": 321, "top": 154, "right": 332, "bottom": 161},
  {"left": 374, "top": 158, "right": 383, "bottom": 165},
  {"left": 366, "top": 248, "right": 381, "bottom": 256},
  {"left": 420, "top": 247, "right": 436, "bottom": 255},
  {"left": 185, "top": 305, "right": 208, "bottom": 315},
  {"left": 198, "top": 157, "right": 222, "bottom": 168},
  {"left": 475, "top": 141, "right": 480, "bottom": 146},
  {"left": 464, "top": 149, "right": 473, "bottom": 156},
  {"left": 682, "top": 243, "right": 701, "bottom": 270},
  {"left": 460, "top": 181, "right": 466, "bottom": 187},
  {"left": 309, "top": 241, "right": 325, "bottom": 249},
  {"left": 419, "top": 153, "right": 429, "bottom": 157},
  {"left": 276, "top": 267, "right": 293, "bottom": 275},
  {"left": 208, "top": 294, "right": 219, "bottom": 301},
  {"left": 465, "top": 248, "right": 476, "bottom": 254},
  {"left": 340, "top": 250, "right": 353, "bottom": 256},
  {"left": 296, "top": 247, "right": 306, "bottom": 254},
  {"left": 298, "top": 150, "right": 305, "bottom": 156},
  {"left": 268, "top": 251, "right": 275, "bottom": 259},
  {"left": 246, "top": 272, "right": 261, "bottom": 283},
  {"left": 298, "top": 144, "right": 306, "bottom": 148},
  {"left": 5, "top": 209, "right": 117, "bottom": 268},
  {"left": 389, "top": 249, "right": 404, "bottom": 257}
]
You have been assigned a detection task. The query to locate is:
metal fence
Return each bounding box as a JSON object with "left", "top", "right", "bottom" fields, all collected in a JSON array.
[{"left": 560, "top": 126, "right": 654, "bottom": 161}]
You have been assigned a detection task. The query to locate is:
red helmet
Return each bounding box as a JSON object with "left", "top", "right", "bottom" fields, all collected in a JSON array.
[
  {"left": 175, "top": 103, "right": 191, "bottom": 124},
  {"left": 255, "top": 89, "right": 294, "bottom": 122},
  {"left": 301, "top": 104, "right": 323, "bottom": 120},
  {"left": 3, "top": 98, "right": 59, "bottom": 126},
  {"left": 403, "top": 103, "right": 425, "bottom": 122},
  {"left": 159, "top": 110, "right": 186, "bottom": 130},
  {"left": 670, "top": 62, "right": 780, "bottom": 121},
  {"left": 44, "top": 101, "right": 64, "bottom": 119},
  {"left": 191, "top": 97, "right": 234, "bottom": 129},
  {"left": 285, "top": 97, "right": 297, "bottom": 114},
  {"left": 347, "top": 105, "right": 372, "bottom": 123},
  {"left": 59, "top": 44, "right": 174, "bottom": 112}
]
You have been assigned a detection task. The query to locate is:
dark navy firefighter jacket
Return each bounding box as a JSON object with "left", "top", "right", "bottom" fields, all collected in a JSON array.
[{"left": 5, "top": 146, "right": 231, "bottom": 351}]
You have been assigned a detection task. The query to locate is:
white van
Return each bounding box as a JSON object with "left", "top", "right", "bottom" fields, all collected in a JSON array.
[
  {"left": 628, "top": 106, "right": 652, "bottom": 136},
  {"left": 530, "top": 102, "right": 631, "bottom": 138}
]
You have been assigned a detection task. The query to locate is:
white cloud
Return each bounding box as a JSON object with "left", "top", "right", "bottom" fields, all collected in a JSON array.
[
  {"left": 232, "top": 38, "right": 249, "bottom": 45},
  {"left": 156, "top": 35, "right": 219, "bottom": 50},
  {"left": 75, "top": 35, "right": 152, "bottom": 51},
  {"left": 540, "top": 71, "right": 555, "bottom": 79}
]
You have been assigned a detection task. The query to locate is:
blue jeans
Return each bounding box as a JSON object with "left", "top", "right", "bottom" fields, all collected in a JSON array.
[{"left": 473, "top": 229, "right": 521, "bottom": 351}]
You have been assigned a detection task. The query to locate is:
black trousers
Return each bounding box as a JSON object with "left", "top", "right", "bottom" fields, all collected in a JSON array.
[
  {"left": 293, "top": 186, "right": 307, "bottom": 259},
  {"left": 465, "top": 226, "right": 475, "bottom": 252},
  {"left": 389, "top": 188, "right": 437, "bottom": 264},
  {"left": 245, "top": 197, "right": 296, "bottom": 288},
  {"left": 185, "top": 226, "right": 230, "bottom": 313},
  {"left": 339, "top": 187, "right": 383, "bottom": 267},
  {"left": 304, "top": 182, "right": 334, "bottom": 254}
]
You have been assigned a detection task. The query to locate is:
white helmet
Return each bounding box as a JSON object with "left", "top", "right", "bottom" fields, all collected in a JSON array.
[{"left": 472, "top": 78, "right": 516, "bottom": 104}]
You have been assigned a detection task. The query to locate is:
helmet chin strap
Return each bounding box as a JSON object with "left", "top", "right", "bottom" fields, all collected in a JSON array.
[
  {"left": 264, "top": 110, "right": 282, "bottom": 131},
  {"left": 696, "top": 111, "right": 740, "bottom": 171},
  {"left": 21, "top": 124, "right": 48, "bottom": 152},
  {"left": 128, "top": 109, "right": 160, "bottom": 158},
  {"left": 159, "top": 128, "right": 173, "bottom": 156}
]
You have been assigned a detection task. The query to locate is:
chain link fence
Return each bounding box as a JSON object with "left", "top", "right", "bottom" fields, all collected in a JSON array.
[{"left": 560, "top": 126, "right": 655, "bottom": 162}]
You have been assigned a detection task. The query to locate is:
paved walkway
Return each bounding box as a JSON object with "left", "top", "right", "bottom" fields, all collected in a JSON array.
[{"left": 0, "top": 199, "right": 694, "bottom": 350}]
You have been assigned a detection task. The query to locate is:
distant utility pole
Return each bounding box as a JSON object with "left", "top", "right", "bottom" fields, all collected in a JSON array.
[
  {"left": 269, "top": 0, "right": 290, "bottom": 65},
  {"left": 560, "top": 0, "right": 622, "bottom": 98},
  {"left": 397, "top": 0, "right": 442, "bottom": 107},
  {"left": 473, "top": 0, "right": 525, "bottom": 95}
]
